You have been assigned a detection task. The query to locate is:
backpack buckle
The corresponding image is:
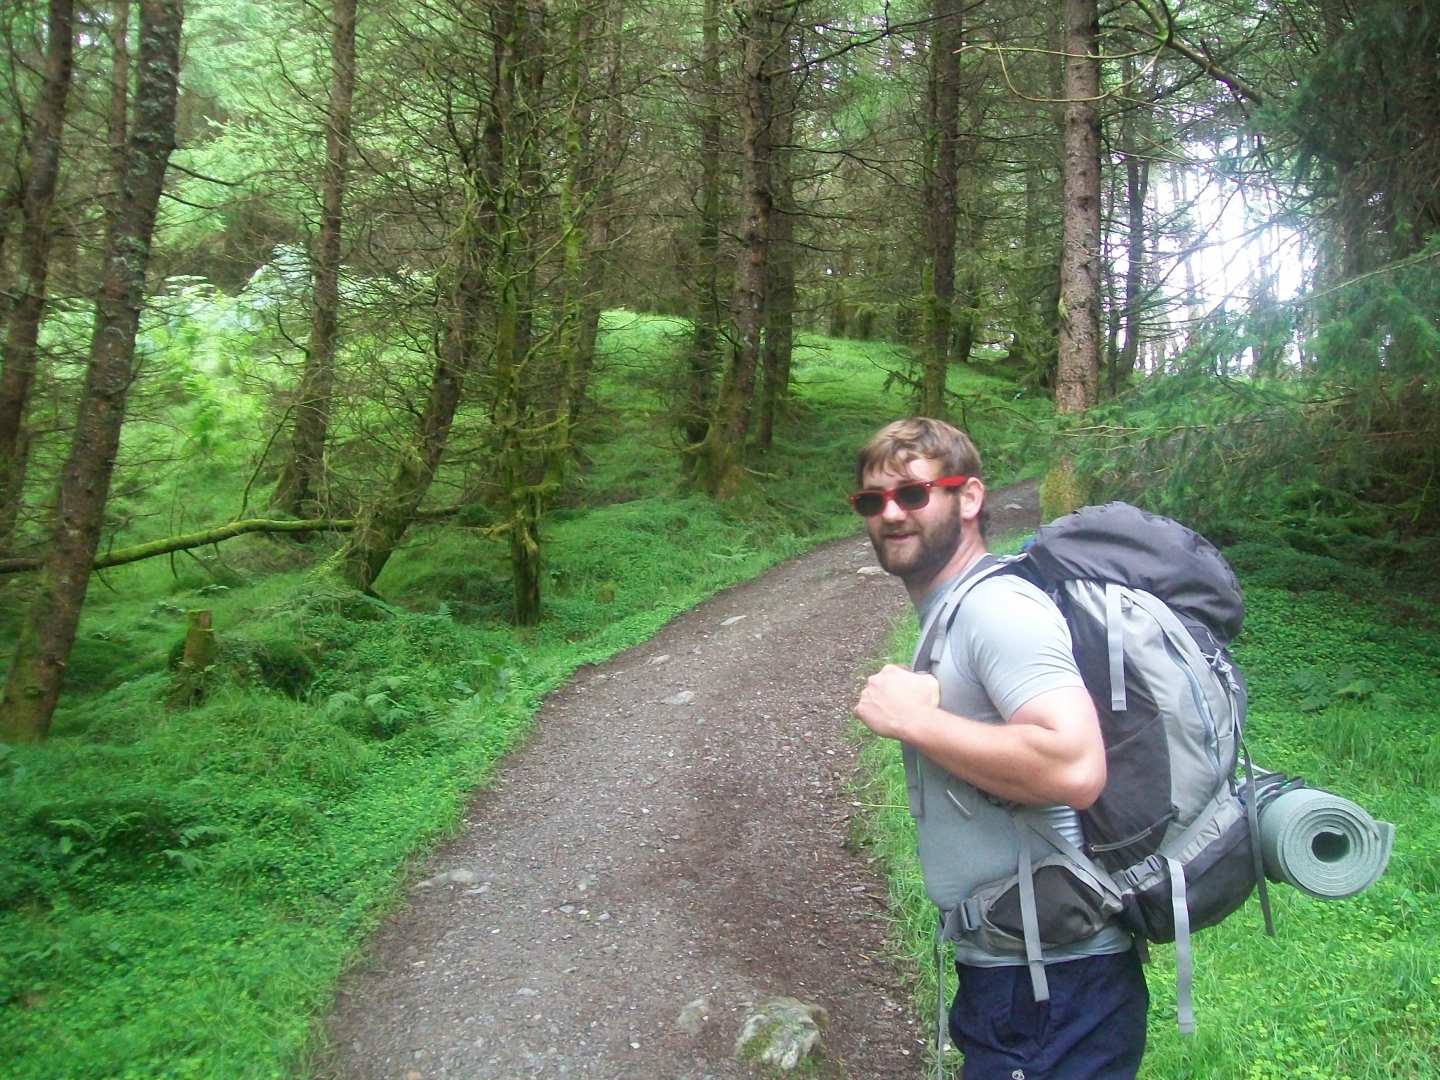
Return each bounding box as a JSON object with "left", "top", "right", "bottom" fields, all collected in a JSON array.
[
  {"left": 1119, "top": 854, "right": 1164, "bottom": 890},
  {"left": 943, "top": 899, "right": 982, "bottom": 937}
]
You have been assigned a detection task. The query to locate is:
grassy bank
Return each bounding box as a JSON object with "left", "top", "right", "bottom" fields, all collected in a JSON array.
[
  {"left": 0, "top": 309, "right": 1048, "bottom": 1078},
  {"left": 854, "top": 538, "right": 1440, "bottom": 1079}
]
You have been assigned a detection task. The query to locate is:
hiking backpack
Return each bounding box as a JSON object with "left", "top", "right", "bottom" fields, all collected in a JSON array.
[{"left": 912, "top": 502, "right": 1276, "bottom": 1040}]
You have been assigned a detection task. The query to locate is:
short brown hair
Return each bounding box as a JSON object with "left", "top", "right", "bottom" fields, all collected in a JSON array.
[{"left": 856, "top": 417, "right": 988, "bottom": 533}]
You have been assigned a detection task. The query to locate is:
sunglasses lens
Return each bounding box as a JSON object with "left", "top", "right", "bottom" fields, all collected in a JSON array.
[
  {"left": 894, "top": 483, "right": 931, "bottom": 510},
  {"left": 851, "top": 492, "right": 885, "bottom": 517}
]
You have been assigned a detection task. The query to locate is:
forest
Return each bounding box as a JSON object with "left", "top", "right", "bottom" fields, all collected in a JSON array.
[{"left": 1, "top": 0, "right": 1436, "bottom": 1076}]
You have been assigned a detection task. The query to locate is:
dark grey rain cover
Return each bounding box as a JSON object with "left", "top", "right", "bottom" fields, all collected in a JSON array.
[{"left": 1023, "top": 502, "right": 1244, "bottom": 644}]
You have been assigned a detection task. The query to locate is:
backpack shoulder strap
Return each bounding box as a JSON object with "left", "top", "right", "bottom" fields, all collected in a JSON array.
[{"left": 911, "top": 554, "right": 1021, "bottom": 674}]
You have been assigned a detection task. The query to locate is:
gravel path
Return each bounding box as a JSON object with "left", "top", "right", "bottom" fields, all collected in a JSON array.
[{"left": 321, "top": 482, "right": 1040, "bottom": 1080}]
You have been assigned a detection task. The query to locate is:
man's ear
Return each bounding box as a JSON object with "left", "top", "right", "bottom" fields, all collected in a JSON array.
[{"left": 960, "top": 478, "right": 986, "bottom": 525}]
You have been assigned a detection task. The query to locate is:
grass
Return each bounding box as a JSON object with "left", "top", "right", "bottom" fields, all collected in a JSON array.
[
  {"left": 0, "top": 303, "right": 1047, "bottom": 1078},
  {"left": 851, "top": 537, "right": 1440, "bottom": 1079}
]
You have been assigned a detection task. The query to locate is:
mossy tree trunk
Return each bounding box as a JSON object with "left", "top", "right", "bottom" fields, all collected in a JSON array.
[
  {"left": 685, "top": 0, "right": 724, "bottom": 451},
  {"left": 0, "top": 0, "right": 75, "bottom": 553},
  {"left": 568, "top": 0, "right": 625, "bottom": 430},
  {"left": 1113, "top": 48, "right": 1151, "bottom": 394},
  {"left": 1046, "top": 0, "right": 1102, "bottom": 518},
  {"left": 168, "top": 609, "right": 214, "bottom": 709},
  {"left": 551, "top": 3, "right": 591, "bottom": 453},
  {"left": 271, "top": 0, "right": 358, "bottom": 518},
  {"left": 340, "top": 51, "right": 490, "bottom": 594},
  {"left": 697, "top": 0, "right": 775, "bottom": 495},
  {"left": 339, "top": 254, "right": 481, "bottom": 593},
  {"left": 1055, "top": 0, "right": 1101, "bottom": 417},
  {"left": 506, "top": 0, "right": 546, "bottom": 627},
  {"left": 0, "top": 0, "right": 183, "bottom": 743},
  {"left": 340, "top": 0, "right": 545, "bottom": 602},
  {"left": 756, "top": 27, "right": 797, "bottom": 452},
  {"left": 920, "top": 0, "right": 962, "bottom": 419}
]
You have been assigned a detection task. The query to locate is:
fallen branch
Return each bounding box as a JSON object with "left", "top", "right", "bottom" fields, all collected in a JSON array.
[
  {"left": 0, "top": 503, "right": 508, "bottom": 577},
  {"left": 0, "top": 517, "right": 357, "bottom": 575}
]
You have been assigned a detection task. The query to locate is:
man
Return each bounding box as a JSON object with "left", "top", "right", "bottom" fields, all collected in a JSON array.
[{"left": 851, "top": 417, "right": 1147, "bottom": 1079}]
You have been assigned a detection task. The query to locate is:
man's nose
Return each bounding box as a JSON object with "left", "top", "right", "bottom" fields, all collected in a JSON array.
[{"left": 879, "top": 495, "right": 908, "bottom": 522}]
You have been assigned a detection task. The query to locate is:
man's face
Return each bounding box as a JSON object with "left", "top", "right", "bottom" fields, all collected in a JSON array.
[{"left": 860, "top": 456, "right": 965, "bottom": 589}]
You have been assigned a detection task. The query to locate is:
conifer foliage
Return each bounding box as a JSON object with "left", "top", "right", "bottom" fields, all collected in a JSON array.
[{"left": 1, "top": 0, "right": 1438, "bottom": 737}]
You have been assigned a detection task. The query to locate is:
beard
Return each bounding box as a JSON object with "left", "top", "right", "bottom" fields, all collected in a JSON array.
[{"left": 868, "top": 501, "right": 963, "bottom": 588}]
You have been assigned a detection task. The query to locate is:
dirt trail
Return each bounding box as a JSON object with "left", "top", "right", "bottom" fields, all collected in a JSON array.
[{"left": 322, "top": 482, "right": 1040, "bottom": 1080}]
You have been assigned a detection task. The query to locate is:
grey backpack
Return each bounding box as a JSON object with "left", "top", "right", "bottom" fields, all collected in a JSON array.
[{"left": 913, "top": 502, "right": 1274, "bottom": 1040}]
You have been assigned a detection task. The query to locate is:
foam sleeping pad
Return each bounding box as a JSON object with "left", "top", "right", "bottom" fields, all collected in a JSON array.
[{"left": 1258, "top": 787, "right": 1395, "bottom": 899}]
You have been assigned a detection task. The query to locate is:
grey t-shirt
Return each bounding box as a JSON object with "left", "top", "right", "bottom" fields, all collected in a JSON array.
[{"left": 908, "top": 570, "right": 1133, "bottom": 965}]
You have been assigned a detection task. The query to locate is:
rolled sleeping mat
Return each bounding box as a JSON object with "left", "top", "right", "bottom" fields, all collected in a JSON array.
[{"left": 1257, "top": 786, "right": 1395, "bottom": 899}]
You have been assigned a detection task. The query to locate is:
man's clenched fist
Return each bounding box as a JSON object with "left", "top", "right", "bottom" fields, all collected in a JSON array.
[{"left": 854, "top": 663, "right": 939, "bottom": 741}]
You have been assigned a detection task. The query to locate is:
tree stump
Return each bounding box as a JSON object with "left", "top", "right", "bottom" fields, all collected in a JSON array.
[{"left": 169, "top": 609, "right": 215, "bottom": 709}]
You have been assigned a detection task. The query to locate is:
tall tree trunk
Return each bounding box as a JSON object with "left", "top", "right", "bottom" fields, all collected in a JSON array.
[
  {"left": 568, "top": 0, "right": 624, "bottom": 429},
  {"left": 921, "top": 0, "right": 961, "bottom": 418},
  {"left": 1044, "top": 0, "right": 1101, "bottom": 521},
  {"left": 109, "top": 0, "right": 131, "bottom": 202},
  {"left": 1055, "top": 0, "right": 1101, "bottom": 416},
  {"left": 697, "top": 0, "right": 773, "bottom": 495},
  {"left": 0, "top": 0, "right": 76, "bottom": 552},
  {"left": 339, "top": 257, "right": 481, "bottom": 592},
  {"left": 552, "top": 6, "right": 591, "bottom": 445},
  {"left": 951, "top": 97, "right": 984, "bottom": 370},
  {"left": 271, "top": 0, "right": 358, "bottom": 517},
  {"left": 507, "top": 0, "right": 547, "bottom": 626},
  {"left": 685, "top": 0, "right": 723, "bottom": 449},
  {"left": 756, "top": 182, "right": 793, "bottom": 451},
  {"left": 1113, "top": 51, "right": 1150, "bottom": 395},
  {"left": 338, "top": 0, "right": 527, "bottom": 594},
  {"left": 757, "top": 32, "right": 796, "bottom": 452},
  {"left": 1, "top": 0, "right": 183, "bottom": 743}
]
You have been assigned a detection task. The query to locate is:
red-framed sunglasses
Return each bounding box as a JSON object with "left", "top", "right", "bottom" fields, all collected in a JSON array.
[{"left": 848, "top": 475, "right": 970, "bottom": 517}]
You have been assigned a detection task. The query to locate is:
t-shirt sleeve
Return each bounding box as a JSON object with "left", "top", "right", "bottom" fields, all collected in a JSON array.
[{"left": 951, "top": 576, "right": 1085, "bottom": 721}]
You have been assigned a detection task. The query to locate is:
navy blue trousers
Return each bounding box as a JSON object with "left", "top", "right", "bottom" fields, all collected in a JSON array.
[{"left": 949, "top": 949, "right": 1148, "bottom": 1080}]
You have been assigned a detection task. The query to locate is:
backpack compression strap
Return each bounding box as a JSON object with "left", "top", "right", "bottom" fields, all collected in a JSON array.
[
  {"left": 1017, "top": 833, "right": 1049, "bottom": 1004},
  {"left": 1169, "top": 855, "right": 1196, "bottom": 1034},
  {"left": 1220, "top": 648, "right": 1277, "bottom": 939},
  {"left": 1106, "top": 582, "right": 1128, "bottom": 711}
]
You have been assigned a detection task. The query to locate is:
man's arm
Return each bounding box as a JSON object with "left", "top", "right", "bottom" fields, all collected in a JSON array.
[{"left": 854, "top": 668, "right": 1105, "bottom": 808}]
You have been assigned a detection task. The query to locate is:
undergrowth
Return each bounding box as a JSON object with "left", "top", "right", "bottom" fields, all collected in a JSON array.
[{"left": 0, "top": 306, "right": 1046, "bottom": 1078}]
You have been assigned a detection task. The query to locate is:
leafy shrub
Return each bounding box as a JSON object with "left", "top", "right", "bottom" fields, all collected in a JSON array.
[{"left": 1224, "top": 540, "right": 1382, "bottom": 593}]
